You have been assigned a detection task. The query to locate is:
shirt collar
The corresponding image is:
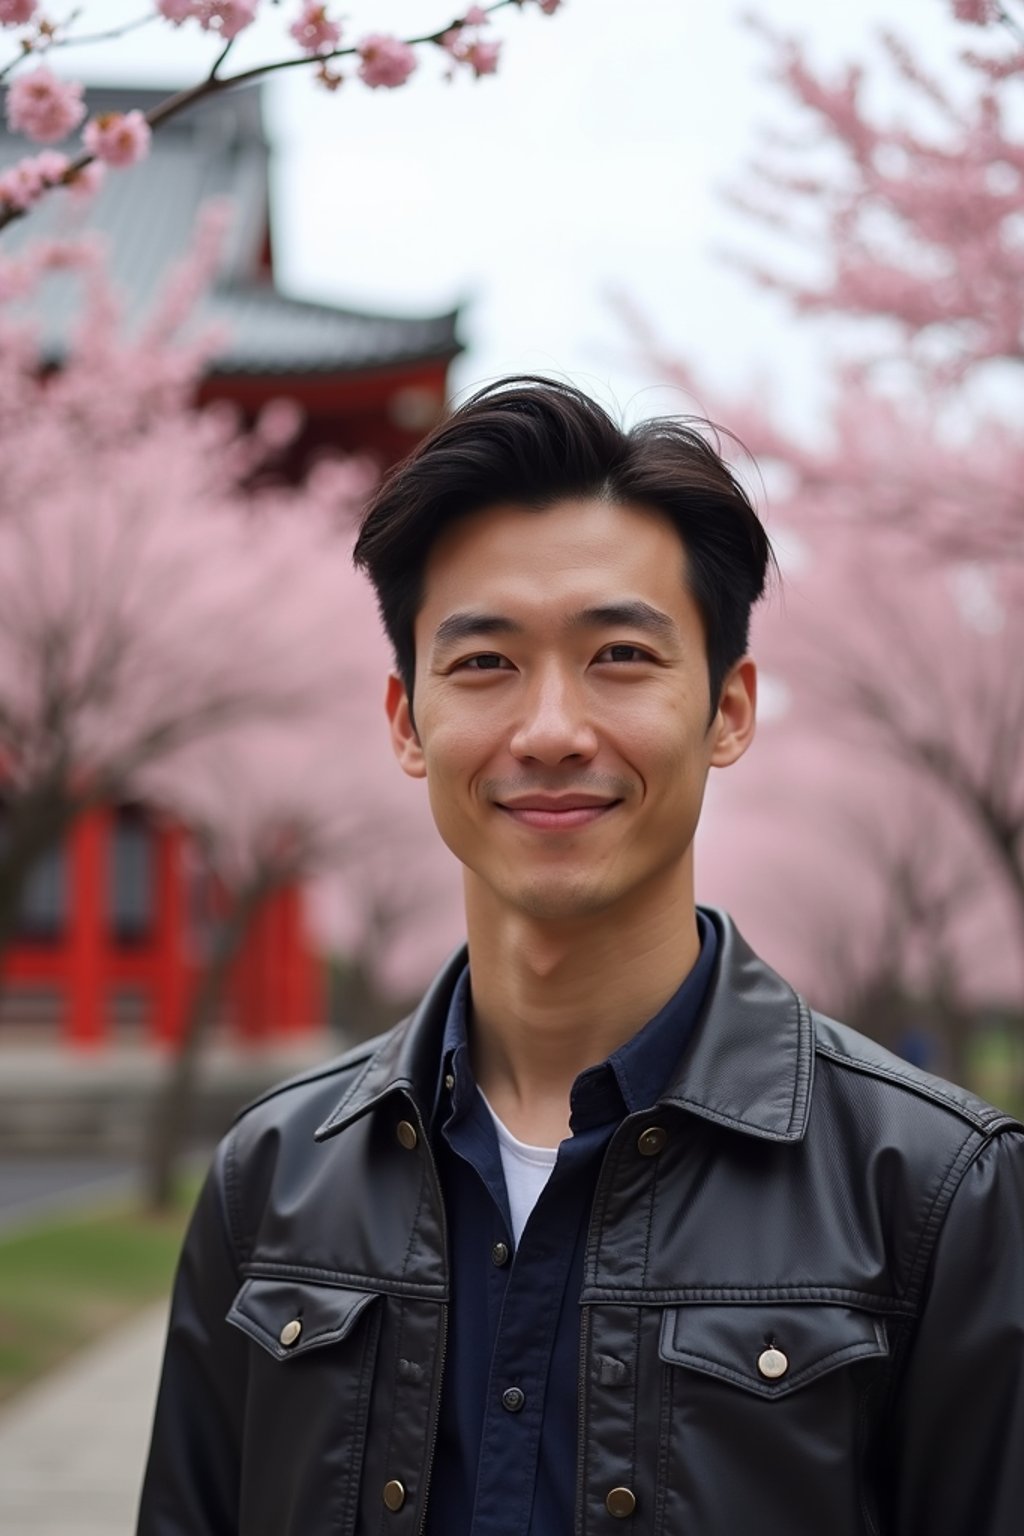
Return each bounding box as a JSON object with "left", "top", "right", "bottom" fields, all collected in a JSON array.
[
  {"left": 434, "top": 911, "right": 717, "bottom": 1134},
  {"left": 435, "top": 966, "right": 475, "bottom": 1128}
]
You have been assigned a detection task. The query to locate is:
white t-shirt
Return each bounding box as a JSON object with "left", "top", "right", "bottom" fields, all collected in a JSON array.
[{"left": 478, "top": 1089, "right": 559, "bottom": 1246}]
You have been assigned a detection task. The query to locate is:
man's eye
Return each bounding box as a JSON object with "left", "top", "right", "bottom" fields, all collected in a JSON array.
[
  {"left": 457, "top": 654, "right": 511, "bottom": 671},
  {"left": 597, "top": 644, "right": 651, "bottom": 663}
]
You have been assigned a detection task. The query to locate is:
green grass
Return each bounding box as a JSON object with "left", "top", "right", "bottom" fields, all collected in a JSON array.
[
  {"left": 0, "top": 1184, "right": 197, "bottom": 1404},
  {"left": 970, "top": 1029, "right": 1024, "bottom": 1120}
]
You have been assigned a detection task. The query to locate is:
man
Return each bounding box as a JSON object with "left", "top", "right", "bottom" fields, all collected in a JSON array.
[{"left": 138, "top": 378, "right": 1024, "bottom": 1536}]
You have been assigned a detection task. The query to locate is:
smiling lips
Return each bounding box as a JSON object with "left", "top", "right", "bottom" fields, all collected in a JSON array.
[{"left": 497, "top": 795, "right": 622, "bottom": 830}]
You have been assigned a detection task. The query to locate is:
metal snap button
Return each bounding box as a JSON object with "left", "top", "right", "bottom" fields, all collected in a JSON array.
[
  {"left": 444, "top": 1073, "right": 455, "bottom": 1091},
  {"left": 757, "top": 1346, "right": 789, "bottom": 1380},
  {"left": 382, "top": 1479, "right": 406, "bottom": 1511},
  {"left": 491, "top": 1241, "right": 510, "bottom": 1267},
  {"left": 637, "top": 1126, "right": 667, "bottom": 1157},
  {"left": 606, "top": 1485, "right": 637, "bottom": 1518},
  {"left": 396, "top": 1120, "right": 418, "bottom": 1150},
  {"left": 279, "top": 1318, "right": 302, "bottom": 1348},
  {"left": 501, "top": 1386, "right": 525, "bottom": 1413}
]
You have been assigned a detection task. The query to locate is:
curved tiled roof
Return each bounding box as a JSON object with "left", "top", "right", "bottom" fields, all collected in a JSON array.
[{"left": 0, "top": 81, "right": 461, "bottom": 376}]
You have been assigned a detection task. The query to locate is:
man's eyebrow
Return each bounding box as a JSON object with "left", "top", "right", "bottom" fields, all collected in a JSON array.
[
  {"left": 432, "top": 612, "right": 525, "bottom": 650},
  {"left": 568, "top": 601, "right": 680, "bottom": 640},
  {"left": 432, "top": 601, "right": 680, "bottom": 653}
]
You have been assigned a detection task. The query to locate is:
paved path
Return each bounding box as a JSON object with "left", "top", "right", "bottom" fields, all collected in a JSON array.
[
  {"left": 0, "top": 1303, "right": 167, "bottom": 1535},
  {"left": 0, "top": 1158, "right": 139, "bottom": 1233}
]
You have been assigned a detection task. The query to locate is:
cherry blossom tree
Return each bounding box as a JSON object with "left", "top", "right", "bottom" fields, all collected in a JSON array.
[
  {"left": 714, "top": 2, "right": 1024, "bottom": 564},
  {"left": 0, "top": 0, "right": 563, "bottom": 228},
  {"left": 0, "top": 215, "right": 372, "bottom": 963},
  {"left": 694, "top": 519, "right": 1023, "bottom": 1069},
  {"left": 622, "top": 2, "right": 1024, "bottom": 1079}
]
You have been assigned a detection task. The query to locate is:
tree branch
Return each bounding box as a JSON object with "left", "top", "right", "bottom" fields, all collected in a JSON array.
[{"left": 0, "top": 0, "right": 521, "bottom": 233}]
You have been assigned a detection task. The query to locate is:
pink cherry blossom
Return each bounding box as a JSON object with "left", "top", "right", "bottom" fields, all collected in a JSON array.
[
  {"left": 66, "top": 159, "right": 106, "bottom": 202},
  {"left": 255, "top": 396, "right": 305, "bottom": 450},
  {"left": 0, "top": 0, "right": 36, "bottom": 24},
  {"left": 0, "top": 148, "right": 67, "bottom": 210},
  {"left": 357, "top": 34, "right": 417, "bottom": 89},
  {"left": 952, "top": 0, "right": 997, "bottom": 21},
  {"left": 440, "top": 20, "right": 500, "bottom": 77},
  {"left": 463, "top": 5, "right": 488, "bottom": 23},
  {"left": 157, "top": 0, "right": 198, "bottom": 23},
  {"left": 30, "top": 148, "right": 67, "bottom": 182},
  {"left": 537, "top": 0, "right": 563, "bottom": 12},
  {"left": 0, "top": 235, "right": 96, "bottom": 297},
  {"left": 198, "top": 0, "right": 258, "bottom": 40},
  {"left": 0, "top": 164, "right": 42, "bottom": 212},
  {"left": 5, "top": 66, "right": 86, "bottom": 144},
  {"left": 463, "top": 38, "right": 501, "bottom": 76},
  {"left": 83, "top": 109, "right": 152, "bottom": 168},
  {"left": 156, "top": 0, "right": 258, "bottom": 33},
  {"left": 289, "top": 2, "right": 341, "bottom": 55}
]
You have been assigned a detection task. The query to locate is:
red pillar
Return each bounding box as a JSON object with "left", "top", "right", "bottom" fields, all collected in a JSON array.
[
  {"left": 152, "top": 823, "right": 187, "bottom": 1048},
  {"left": 228, "top": 886, "right": 321, "bottom": 1041},
  {"left": 277, "top": 887, "right": 320, "bottom": 1035},
  {"left": 66, "top": 809, "right": 107, "bottom": 1047},
  {"left": 231, "top": 898, "right": 272, "bottom": 1042}
]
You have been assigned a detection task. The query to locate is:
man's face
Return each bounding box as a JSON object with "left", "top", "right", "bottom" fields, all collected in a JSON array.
[{"left": 387, "top": 496, "right": 755, "bottom": 924}]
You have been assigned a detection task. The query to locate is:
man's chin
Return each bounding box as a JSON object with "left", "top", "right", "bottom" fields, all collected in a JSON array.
[{"left": 500, "top": 875, "right": 623, "bottom": 924}]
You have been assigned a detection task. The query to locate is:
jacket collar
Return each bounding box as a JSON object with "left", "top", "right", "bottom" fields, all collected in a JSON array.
[
  {"left": 657, "top": 908, "right": 814, "bottom": 1142},
  {"left": 315, "top": 908, "right": 814, "bottom": 1146}
]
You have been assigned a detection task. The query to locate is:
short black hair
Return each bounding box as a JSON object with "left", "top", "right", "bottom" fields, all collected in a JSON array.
[{"left": 353, "top": 376, "right": 773, "bottom": 721}]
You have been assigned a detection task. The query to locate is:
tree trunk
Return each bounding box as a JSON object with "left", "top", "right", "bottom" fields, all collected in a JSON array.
[{"left": 144, "top": 876, "right": 273, "bottom": 1212}]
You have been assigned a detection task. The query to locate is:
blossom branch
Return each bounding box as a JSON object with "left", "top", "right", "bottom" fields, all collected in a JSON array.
[
  {"left": 207, "top": 34, "right": 235, "bottom": 81},
  {"left": 0, "top": 0, "right": 550, "bottom": 232}
]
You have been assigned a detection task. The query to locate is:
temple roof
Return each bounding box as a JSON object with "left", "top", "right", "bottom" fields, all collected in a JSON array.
[{"left": 0, "top": 83, "right": 461, "bottom": 376}]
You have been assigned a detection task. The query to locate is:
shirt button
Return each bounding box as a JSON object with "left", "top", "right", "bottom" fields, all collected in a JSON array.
[
  {"left": 382, "top": 1479, "right": 406, "bottom": 1511},
  {"left": 279, "top": 1318, "right": 302, "bottom": 1348},
  {"left": 637, "top": 1126, "right": 667, "bottom": 1157},
  {"left": 757, "top": 1346, "right": 789, "bottom": 1380},
  {"left": 501, "top": 1386, "right": 525, "bottom": 1413},
  {"left": 606, "top": 1486, "right": 637, "bottom": 1518},
  {"left": 396, "top": 1120, "right": 418, "bottom": 1150},
  {"left": 491, "top": 1241, "right": 510, "bottom": 1267}
]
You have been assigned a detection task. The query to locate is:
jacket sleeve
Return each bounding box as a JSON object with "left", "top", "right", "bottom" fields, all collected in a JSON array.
[
  {"left": 890, "top": 1127, "right": 1024, "bottom": 1536},
  {"left": 136, "top": 1139, "right": 249, "bottom": 1535}
]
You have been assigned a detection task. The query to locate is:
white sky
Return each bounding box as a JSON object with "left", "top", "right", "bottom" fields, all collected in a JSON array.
[{"left": 50, "top": 0, "right": 965, "bottom": 430}]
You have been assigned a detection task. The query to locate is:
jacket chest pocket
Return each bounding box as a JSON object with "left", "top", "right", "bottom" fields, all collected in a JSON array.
[
  {"left": 656, "top": 1303, "right": 890, "bottom": 1536},
  {"left": 227, "top": 1277, "right": 382, "bottom": 1536}
]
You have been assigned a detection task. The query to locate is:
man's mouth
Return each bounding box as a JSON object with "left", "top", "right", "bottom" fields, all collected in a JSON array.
[{"left": 496, "top": 796, "right": 622, "bottom": 830}]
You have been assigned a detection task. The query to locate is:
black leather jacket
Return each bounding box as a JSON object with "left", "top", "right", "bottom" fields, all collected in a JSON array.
[{"left": 138, "top": 911, "right": 1024, "bottom": 1536}]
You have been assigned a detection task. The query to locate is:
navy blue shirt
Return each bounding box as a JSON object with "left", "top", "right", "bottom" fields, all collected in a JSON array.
[{"left": 425, "top": 913, "right": 717, "bottom": 1536}]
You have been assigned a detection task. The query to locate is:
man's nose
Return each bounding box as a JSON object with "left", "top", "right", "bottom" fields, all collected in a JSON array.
[{"left": 508, "top": 667, "right": 599, "bottom": 764}]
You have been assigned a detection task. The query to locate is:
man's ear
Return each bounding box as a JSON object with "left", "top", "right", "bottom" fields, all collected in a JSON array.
[
  {"left": 709, "top": 656, "right": 757, "bottom": 768},
  {"left": 385, "top": 673, "right": 427, "bottom": 780}
]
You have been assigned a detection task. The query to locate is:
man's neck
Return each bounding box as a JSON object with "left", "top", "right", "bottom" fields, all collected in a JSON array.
[{"left": 463, "top": 867, "right": 700, "bottom": 1147}]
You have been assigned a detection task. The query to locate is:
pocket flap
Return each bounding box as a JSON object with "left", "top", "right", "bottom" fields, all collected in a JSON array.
[
  {"left": 659, "top": 1303, "right": 888, "bottom": 1399},
  {"left": 227, "top": 1277, "right": 379, "bottom": 1361}
]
